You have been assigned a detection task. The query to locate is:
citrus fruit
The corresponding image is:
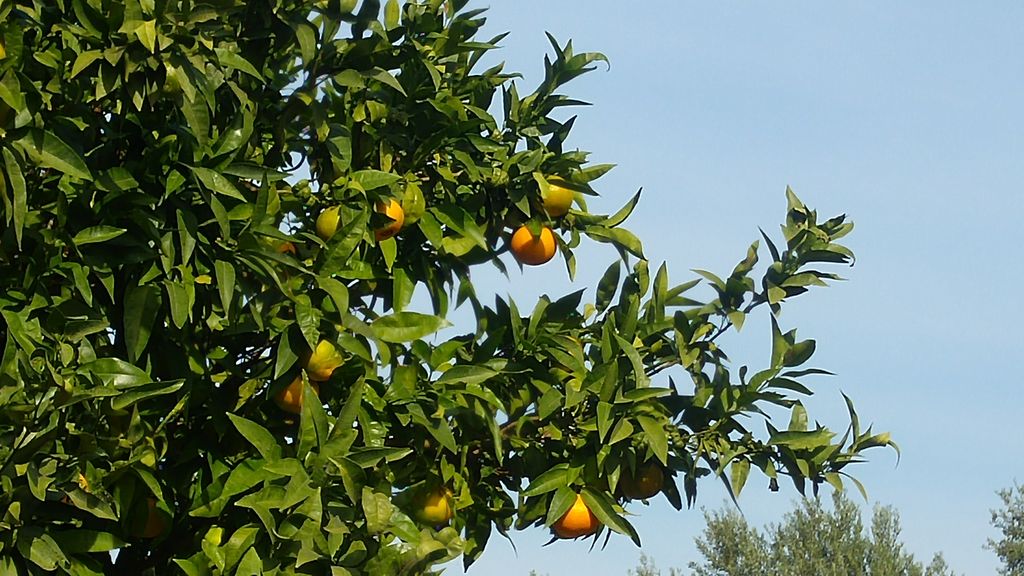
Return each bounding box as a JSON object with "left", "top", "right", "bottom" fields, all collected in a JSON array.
[
  {"left": 413, "top": 487, "right": 454, "bottom": 525},
  {"left": 139, "top": 498, "right": 169, "bottom": 539},
  {"left": 620, "top": 461, "right": 664, "bottom": 500},
  {"left": 302, "top": 340, "right": 343, "bottom": 381},
  {"left": 273, "top": 376, "right": 320, "bottom": 414},
  {"left": 276, "top": 241, "right": 297, "bottom": 255},
  {"left": 553, "top": 493, "right": 601, "bottom": 539},
  {"left": 316, "top": 206, "right": 341, "bottom": 240},
  {"left": 510, "top": 225, "right": 557, "bottom": 265},
  {"left": 542, "top": 180, "right": 574, "bottom": 217},
  {"left": 374, "top": 198, "right": 405, "bottom": 241}
]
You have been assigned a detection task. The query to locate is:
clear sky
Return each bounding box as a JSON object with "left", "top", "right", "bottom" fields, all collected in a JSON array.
[{"left": 438, "top": 1, "right": 1024, "bottom": 574}]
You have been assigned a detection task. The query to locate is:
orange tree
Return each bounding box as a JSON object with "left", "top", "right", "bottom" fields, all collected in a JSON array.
[{"left": 0, "top": 0, "right": 895, "bottom": 574}]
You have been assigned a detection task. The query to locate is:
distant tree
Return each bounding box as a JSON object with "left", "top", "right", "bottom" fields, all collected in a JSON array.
[
  {"left": 989, "top": 483, "right": 1024, "bottom": 575},
  {"left": 689, "top": 491, "right": 957, "bottom": 576},
  {"left": 628, "top": 553, "right": 683, "bottom": 576}
]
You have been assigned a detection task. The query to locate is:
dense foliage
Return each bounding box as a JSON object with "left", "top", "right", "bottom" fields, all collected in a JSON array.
[{"left": 0, "top": 0, "right": 893, "bottom": 573}]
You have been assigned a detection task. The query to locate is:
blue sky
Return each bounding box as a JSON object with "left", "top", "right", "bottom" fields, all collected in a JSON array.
[{"left": 441, "top": 1, "right": 1024, "bottom": 574}]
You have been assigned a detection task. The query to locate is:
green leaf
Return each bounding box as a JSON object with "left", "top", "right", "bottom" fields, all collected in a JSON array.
[
  {"left": 17, "top": 531, "right": 68, "bottom": 571},
  {"left": 351, "top": 169, "right": 401, "bottom": 190},
  {"left": 784, "top": 339, "right": 816, "bottom": 368},
  {"left": 15, "top": 129, "right": 92, "bottom": 180},
  {"left": 66, "top": 490, "right": 117, "bottom": 521},
  {"left": 580, "top": 488, "right": 640, "bottom": 546},
  {"left": 0, "top": 70, "right": 25, "bottom": 111},
  {"left": 608, "top": 418, "right": 634, "bottom": 445},
  {"left": 82, "top": 358, "right": 151, "bottom": 388},
  {"left": 578, "top": 163, "right": 616, "bottom": 183},
  {"left": 402, "top": 180, "right": 426, "bottom": 224},
  {"left": 71, "top": 50, "right": 104, "bottom": 78},
  {"left": 585, "top": 226, "right": 644, "bottom": 259},
  {"left": 166, "top": 280, "right": 191, "bottom": 328},
  {"left": 72, "top": 226, "right": 127, "bottom": 246},
  {"left": 51, "top": 530, "right": 125, "bottom": 553},
  {"left": 298, "top": 380, "right": 329, "bottom": 458},
  {"left": 544, "top": 487, "right": 577, "bottom": 527},
  {"left": 370, "top": 67, "right": 407, "bottom": 96},
  {"left": 134, "top": 20, "right": 157, "bottom": 53},
  {"left": 386, "top": 365, "right": 417, "bottom": 402},
  {"left": 636, "top": 416, "right": 668, "bottom": 465},
  {"left": 384, "top": 0, "right": 400, "bottom": 29},
  {"left": 111, "top": 380, "right": 184, "bottom": 410},
  {"left": 372, "top": 312, "right": 451, "bottom": 343},
  {"left": 595, "top": 261, "right": 621, "bottom": 313},
  {"left": 214, "top": 261, "right": 236, "bottom": 319},
  {"left": 273, "top": 330, "right": 299, "bottom": 380},
  {"left": 173, "top": 557, "right": 212, "bottom": 576},
  {"left": 317, "top": 276, "right": 350, "bottom": 316},
  {"left": 769, "top": 428, "right": 835, "bottom": 450},
  {"left": 613, "top": 334, "right": 649, "bottom": 388},
  {"left": 294, "top": 21, "right": 317, "bottom": 65},
  {"left": 123, "top": 284, "right": 161, "bottom": 362},
  {"left": 789, "top": 403, "right": 808, "bottom": 432},
  {"left": 596, "top": 401, "right": 612, "bottom": 441},
  {"left": 729, "top": 459, "right": 750, "bottom": 498},
  {"left": 214, "top": 48, "right": 262, "bottom": 79},
  {"left": 191, "top": 460, "right": 271, "bottom": 517},
  {"left": 523, "top": 464, "right": 568, "bottom": 497},
  {"left": 602, "top": 189, "right": 642, "bottom": 228},
  {"left": 228, "top": 414, "right": 282, "bottom": 461},
  {"left": 2, "top": 148, "right": 27, "bottom": 247},
  {"left": 294, "top": 294, "right": 320, "bottom": 351},
  {"left": 435, "top": 365, "right": 498, "bottom": 386},
  {"left": 392, "top": 267, "right": 414, "bottom": 312},
  {"left": 180, "top": 95, "right": 210, "bottom": 149},
  {"left": 192, "top": 167, "right": 247, "bottom": 201},
  {"left": 362, "top": 487, "right": 394, "bottom": 534},
  {"left": 432, "top": 205, "right": 487, "bottom": 249}
]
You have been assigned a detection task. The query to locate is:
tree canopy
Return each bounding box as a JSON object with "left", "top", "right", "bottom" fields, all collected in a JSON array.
[
  {"left": 0, "top": 0, "right": 893, "bottom": 574},
  {"left": 689, "top": 492, "right": 956, "bottom": 576},
  {"left": 989, "top": 483, "right": 1024, "bottom": 576}
]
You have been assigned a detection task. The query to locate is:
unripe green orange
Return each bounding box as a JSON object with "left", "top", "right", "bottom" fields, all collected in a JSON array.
[
  {"left": 543, "top": 181, "right": 574, "bottom": 217},
  {"left": 303, "top": 340, "right": 343, "bottom": 381},
  {"left": 316, "top": 206, "right": 341, "bottom": 240},
  {"left": 413, "top": 487, "right": 454, "bottom": 525}
]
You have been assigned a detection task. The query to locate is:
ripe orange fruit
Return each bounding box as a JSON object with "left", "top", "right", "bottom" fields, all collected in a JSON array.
[
  {"left": 413, "top": 487, "right": 454, "bottom": 525},
  {"left": 510, "top": 225, "right": 557, "bottom": 266},
  {"left": 302, "top": 340, "right": 343, "bottom": 381},
  {"left": 139, "top": 498, "right": 169, "bottom": 539},
  {"left": 553, "top": 493, "right": 601, "bottom": 539},
  {"left": 374, "top": 199, "right": 405, "bottom": 241},
  {"left": 316, "top": 206, "right": 341, "bottom": 240},
  {"left": 542, "top": 180, "right": 574, "bottom": 217},
  {"left": 620, "top": 461, "right": 664, "bottom": 500},
  {"left": 276, "top": 241, "right": 296, "bottom": 255},
  {"left": 273, "top": 376, "right": 320, "bottom": 414}
]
